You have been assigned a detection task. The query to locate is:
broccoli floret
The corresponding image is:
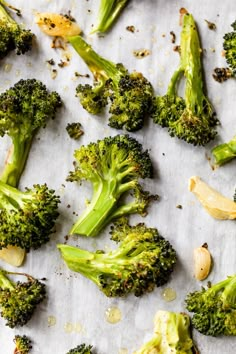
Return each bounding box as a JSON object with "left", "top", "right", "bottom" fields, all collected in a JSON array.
[
  {"left": 68, "top": 35, "right": 154, "bottom": 131},
  {"left": 14, "top": 334, "right": 32, "bottom": 353},
  {"left": 212, "top": 135, "right": 236, "bottom": 166},
  {"left": 0, "top": 0, "right": 34, "bottom": 59},
  {"left": 152, "top": 11, "right": 218, "bottom": 146},
  {"left": 134, "top": 311, "right": 197, "bottom": 354},
  {"left": 67, "top": 135, "right": 157, "bottom": 237},
  {"left": 91, "top": 0, "right": 129, "bottom": 34},
  {"left": 0, "top": 181, "right": 60, "bottom": 251},
  {"left": 0, "top": 79, "right": 62, "bottom": 187},
  {"left": 0, "top": 268, "right": 46, "bottom": 328},
  {"left": 186, "top": 275, "right": 236, "bottom": 336},
  {"left": 66, "top": 122, "right": 84, "bottom": 140},
  {"left": 213, "top": 21, "right": 236, "bottom": 82},
  {"left": 58, "top": 218, "right": 176, "bottom": 297},
  {"left": 66, "top": 344, "right": 93, "bottom": 354}
]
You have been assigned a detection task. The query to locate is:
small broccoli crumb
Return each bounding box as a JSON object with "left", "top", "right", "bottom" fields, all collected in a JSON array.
[
  {"left": 176, "top": 204, "right": 182, "bottom": 209},
  {"left": 133, "top": 49, "right": 151, "bottom": 58},
  {"left": 126, "top": 25, "right": 135, "bottom": 33},
  {"left": 46, "top": 58, "right": 55, "bottom": 66},
  {"left": 170, "top": 31, "right": 176, "bottom": 43},
  {"left": 205, "top": 19, "right": 217, "bottom": 30},
  {"left": 66, "top": 122, "right": 84, "bottom": 140},
  {"left": 14, "top": 334, "right": 32, "bottom": 354}
]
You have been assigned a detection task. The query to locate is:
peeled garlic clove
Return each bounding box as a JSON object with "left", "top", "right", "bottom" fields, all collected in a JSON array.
[
  {"left": 35, "top": 13, "right": 81, "bottom": 37},
  {"left": 194, "top": 246, "right": 211, "bottom": 281},
  {"left": 0, "top": 245, "right": 25, "bottom": 267}
]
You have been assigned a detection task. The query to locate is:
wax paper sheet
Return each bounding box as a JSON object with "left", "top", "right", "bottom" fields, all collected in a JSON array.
[{"left": 0, "top": 0, "right": 236, "bottom": 353}]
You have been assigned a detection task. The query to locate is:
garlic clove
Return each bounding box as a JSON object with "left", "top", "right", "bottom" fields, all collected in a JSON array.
[{"left": 194, "top": 246, "right": 211, "bottom": 281}]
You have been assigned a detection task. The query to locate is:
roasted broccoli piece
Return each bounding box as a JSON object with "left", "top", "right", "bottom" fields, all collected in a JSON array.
[
  {"left": 0, "top": 79, "right": 62, "bottom": 187},
  {"left": 134, "top": 311, "right": 197, "bottom": 354},
  {"left": 91, "top": 0, "right": 130, "bottom": 34},
  {"left": 0, "top": 180, "right": 60, "bottom": 251},
  {"left": 0, "top": 268, "right": 46, "bottom": 328},
  {"left": 68, "top": 35, "right": 154, "bottom": 131},
  {"left": 0, "top": 0, "right": 34, "bottom": 59},
  {"left": 66, "top": 122, "right": 84, "bottom": 140},
  {"left": 66, "top": 344, "right": 93, "bottom": 354},
  {"left": 152, "top": 11, "right": 218, "bottom": 146},
  {"left": 58, "top": 218, "right": 176, "bottom": 297},
  {"left": 213, "top": 21, "right": 236, "bottom": 82},
  {"left": 212, "top": 135, "right": 236, "bottom": 166},
  {"left": 14, "top": 334, "right": 32, "bottom": 354},
  {"left": 67, "top": 135, "right": 157, "bottom": 237},
  {"left": 186, "top": 275, "right": 236, "bottom": 336}
]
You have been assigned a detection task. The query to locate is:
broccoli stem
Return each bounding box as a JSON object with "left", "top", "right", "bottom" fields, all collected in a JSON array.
[
  {"left": 167, "top": 67, "right": 184, "bottom": 96},
  {"left": 0, "top": 269, "right": 15, "bottom": 290},
  {"left": 0, "top": 0, "right": 18, "bottom": 25},
  {"left": 91, "top": 0, "right": 129, "bottom": 34},
  {"left": 68, "top": 35, "right": 121, "bottom": 85},
  {"left": 0, "top": 179, "right": 34, "bottom": 210},
  {"left": 70, "top": 181, "right": 118, "bottom": 236},
  {"left": 212, "top": 135, "right": 236, "bottom": 165},
  {"left": 0, "top": 137, "right": 32, "bottom": 187},
  {"left": 180, "top": 13, "right": 207, "bottom": 114}
]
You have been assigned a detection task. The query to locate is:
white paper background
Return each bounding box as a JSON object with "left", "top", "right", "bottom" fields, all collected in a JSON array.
[{"left": 0, "top": 0, "right": 235, "bottom": 353}]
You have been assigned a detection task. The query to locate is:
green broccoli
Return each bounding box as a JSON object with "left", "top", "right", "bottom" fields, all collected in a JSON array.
[
  {"left": 67, "top": 135, "right": 157, "bottom": 237},
  {"left": 0, "top": 79, "right": 62, "bottom": 187},
  {"left": 14, "top": 334, "right": 32, "bottom": 353},
  {"left": 58, "top": 218, "right": 176, "bottom": 297},
  {"left": 0, "top": 0, "right": 34, "bottom": 59},
  {"left": 152, "top": 11, "right": 218, "bottom": 146},
  {"left": 213, "top": 21, "right": 236, "bottom": 82},
  {"left": 186, "top": 275, "right": 236, "bottom": 336},
  {"left": 66, "top": 344, "right": 93, "bottom": 354},
  {"left": 134, "top": 311, "right": 197, "bottom": 354},
  {"left": 66, "top": 122, "right": 84, "bottom": 140},
  {"left": 91, "top": 0, "right": 129, "bottom": 34},
  {"left": 0, "top": 180, "right": 60, "bottom": 251},
  {"left": 212, "top": 135, "right": 236, "bottom": 166},
  {"left": 0, "top": 268, "right": 46, "bottom": 328},
  {"left": 68, "top": 35, "right": 154, "bottom": 131}
]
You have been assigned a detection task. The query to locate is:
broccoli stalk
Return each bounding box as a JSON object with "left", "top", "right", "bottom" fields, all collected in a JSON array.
[
  {"left": 134, "top": 311, "right": 197, "bottom": 354},
  {"left": 67, "top": 135, "right": 157, "bottom": 237},
  {"left": 68, "top": 35, "right": 154, "bottom": 131},
  {"left": 58, "top": 218, "right": 176, "bottom": 297},
  {"left": 0, "top": 0, "right": 34, "bottom": 59},
  {"left": 212, "top": 135, "right": 236, "bottom": 166},
  {"left": 0, "top": 79, "right": 62, "bottom": 187},
  {"left": 213, "top": 21, "right": 236, "bottom": 82},
  {"left": 152, "top": 10, "right": 218, "bottom": 146},
  {"left": 0, "top": 268, "right": 46, "bottom": 328},
  {"left": 0, "top": 180, "right": 60, "bottom": 251},
  {"left": 14, "top": 335, "right": 32, "bottom": 354},
  {"left": 91, "top": 0, "right": 129, "bottom": 34},
  {"left": 66, "top": 344, "right": 93, "bottom": 354},
  {"left": 186, "top": 275, "right": 236, "bottom": 336}
]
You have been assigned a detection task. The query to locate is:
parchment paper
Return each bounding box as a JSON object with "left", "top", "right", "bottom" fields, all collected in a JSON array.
[{"left": 0, "top": 0, "right": 235, "bottom": 353}]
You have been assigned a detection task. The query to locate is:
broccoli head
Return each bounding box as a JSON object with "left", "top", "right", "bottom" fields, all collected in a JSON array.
[
  {"left": 152, "top": 10, "right": 218, "bottom": 146},
  {"left": 0, "top": 0, "right": 34, "bottom": 59},
  {"left": 134, "top": 311, "right": 198, "bottom": 354},
  {"left": 0, "top": 268, "right": 46, "bottom": 328},
  {"left": 186, "top": 275, "right": 236, "bottom": 336},
  {"left": 66, "top": 122, "right": 84, "bottom": 140},
  {"left": 0, "top": 180, "right": 60, "bottom": 251},
  {"left": 0, "top": 79, "right": 62, "bottom": 187},
  {"left": 58, "top": 218, "right": 176, "bottom": 297},
  {"left": 213, "top": 21, "right": 236, "bottom": 82},
  {"left": 212, "top": 135, "right": 236, "bottom": 166},
  {"left": 14, "top": 334, "right": 32, "bottom": 354},
  {"left": 68, "top": 35, "right": 154, "bottom": 131},
  {"left": 67, "top": 134, "right": 157, "bottom": 237},
  {"left": 66, "top": 344, "right": 93, "bottom": 354},
  {"left": 91, "top": 0, "right": 130, "bottom": 34}
]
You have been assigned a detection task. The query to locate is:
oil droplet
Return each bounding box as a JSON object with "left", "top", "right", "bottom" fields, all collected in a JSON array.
[
  {"left": 47, "top": 315, "right": 56, "bottom": 327},
  {"left": 64, "top": 322, "right": 74, "bottom": 333},
  {"left": 15, "top": 70, "right": 21, "bottom": 77},
  {"left": 4, "top": 63, "right": 12, "bottom": 73},
  {"left": 105, "top": 306, "right": 122, "bottom": 324},
  {"left": 161, "top": 287, "right": 176, "bottom": 302},
  {"left": 74, "top": 322, "right": 83, "bottom": 333},
  {"left": 119, "top": 348, "right": 128, "bottom": 354}
]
